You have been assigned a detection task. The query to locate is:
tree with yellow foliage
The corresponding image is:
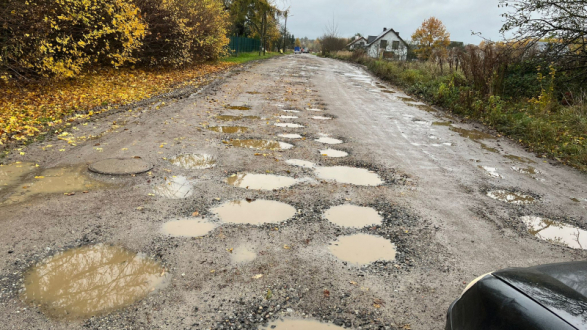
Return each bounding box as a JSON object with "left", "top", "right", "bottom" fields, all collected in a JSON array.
[
  {"left": 411, "top": 17, "right": 450, "bottom": 61},
  {"left": 295, "top": 38, "right": 301, "bottom": 48}
]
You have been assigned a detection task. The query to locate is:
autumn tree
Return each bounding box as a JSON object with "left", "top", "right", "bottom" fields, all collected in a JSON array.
[
  {"left": 228, "top": 0, "right": 281, "bottom": 55},
  {"left": 411, "top": 17, "right": 450, "bottom": 61},
  {"left": 295, "top": 38, "right": 302, "bottom": 47}
]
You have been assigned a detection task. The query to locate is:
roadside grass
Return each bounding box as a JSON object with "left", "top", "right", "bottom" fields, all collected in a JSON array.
[
  {"left": 221, "top": 51, "right": 285, "bottom": 64},
  {"left": 330, "top": 52, "right": 587, "bottom": 172}
]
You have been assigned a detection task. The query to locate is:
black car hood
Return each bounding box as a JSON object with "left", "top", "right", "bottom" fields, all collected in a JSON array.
[{"left": 493, "top": 261, "right": 587, "bottom": 329}]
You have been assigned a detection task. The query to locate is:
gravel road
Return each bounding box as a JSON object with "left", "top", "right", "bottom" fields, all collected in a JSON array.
[{"left": 1, "top": 55, "right": 586, "bottom": 329}]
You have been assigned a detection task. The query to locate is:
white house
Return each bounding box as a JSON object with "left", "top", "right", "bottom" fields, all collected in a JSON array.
[
  {"left": 347, "top": 36, "right": 368, "bottom": 50},
  {"left": 365, "top": 28, "right": 409, "bottom": 60}
]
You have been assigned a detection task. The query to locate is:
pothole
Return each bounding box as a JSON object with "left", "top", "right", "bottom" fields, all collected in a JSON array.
[
  {"left": 226, "top": 173, "right": 299, "bottom": 190},
  {"left": 329, "top": 234, "right": 396, "bottom": 266},
  {"left": 324, "top": 204, "right": 383, "bottom": 228},
  {"left": 161, "top": 218, "right": 217, "bottom": 237},
  {"left": 487, "top": 190, "right": 535, "bottom": 204},
  {"left": 315, "top": 166, "right": 384, "bottom": 186},
  {"left": 230, "top": 245, "right": 257, "bottom": 263},
  {"left": 319, "top": 149, "right": 348, "bottom": 158},
  {"left": 382, "top": 90, "right": 396, "bottom": 94},
  {"left": 432, "top": 121, "right": 452, "bottom": 126},
  {"left": 521, "top": 216, "right": 587, "bottom": 250},
  {"left": 223, "top": 139, "right": 293, "bottom": 150},
  {"left": 278, "top": 133, "right": 302, "bottom": 139},
  {"left": 211, "top": 199, "right": 296, "bottom": 225},
  {"left": 480, "top": 143, "right": 499, "bottom": 153},
  {"left": 279, "top": 115, "right": 298, "bottom": 119},
  {"left": 89, "top": 158, "right": 153, "bottom": 175},
  {"left": 274, "top": 123, "right": 305, "bottom": 128},
  {"left": 512, "top": 166, "right": 540, "bottom": 175},
  {"left": 285, "top": 159, "right": 316, "bottom": 169},
  {"left": 169, "top": 154, "right": 216, "bottom": 170},
  {"left": 479, "top": 166, "right": 502, "bottom": 178},
  {"left": 282, "top": 109, "right": 300, "bottom": 113},
  {"left": 306, "top": 108, "right": 324, "bottom": 112},
  {"left": 153, "top": 176, "right": 193, "bottom": 199},
  {"left": 315, "top": 137, "right": 343, "bottom": 145},
  {"left": 264, "top": 319, "right": 344, "bottom": 329},
  {"left": 0, "top": 162, "right": 36, "bottom": 190},
  {"left": 312, "top": 116, "right": 332, "bottom": 120},
  {"left": 504, "top": 154, "right": 536, "bottom": 164},
  {"left": 207, "top": 126, "right": 249, "bottom": 134},
  {"left": 22, "top": 244, "right": 168, "bottom": 320},
  {"left": 225, "top": 105, "right": 251, "bottom": 110},
  {"left": 450, "top": 127, "right": 494, "bottom": 141},
  {"left": 216, "top": 115, "right": 260, "bottom": 121}
]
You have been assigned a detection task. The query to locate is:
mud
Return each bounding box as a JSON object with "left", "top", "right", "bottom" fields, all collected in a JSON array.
[
  {"left": 161, "top": 218, "right": 217, "bottom": 237},
  {"left": 450, "top": 127, "right": 494, "bottom": 141},
  {"left": 225, "top": 105, "right": 251, "bottom": 110},
  {"left": 324, "top": 204, "right": 383, "bottom": 228},
  {"left": 207, "top": 126, "right": 249, "bottom": 134},
  {"left": 504, "top": 154, "right": 536, "bottom": 164},
  {"left": 211, "top": 199, "right": 296, "bottom": 225},
  {"left": 230, "top": 246, "right": 257, "bottom": 263},
  {"left": 226, "top": 173, "right": 299, "bottom": 190},
  {"left": 224, "top": 139, "right": 293, "bottom": 150},
  {"left": 329, "top": 234, "right": 397, "bottom": 266},
  {"left": 521, "top": 216, "right": 587, "bottom": 250},
  {"left": 432, "top": 121, "right": 452, "bottom": 126},
  {"left": 169, "top": 154, "right": 216, "bottom": 170},
  {"left": 314, "top": 166, "right": 384, "bottom": 186},
  {"left": 264, "top": 319, "right": 344, "bottom": 329},
  {"left": 0, "top": 162, "right": 37, "bottom": 190}
]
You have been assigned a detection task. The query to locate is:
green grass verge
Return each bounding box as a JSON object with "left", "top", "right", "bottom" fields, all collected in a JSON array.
[{"left": 221, "top": 52, "right": 286, "bottom": 64}]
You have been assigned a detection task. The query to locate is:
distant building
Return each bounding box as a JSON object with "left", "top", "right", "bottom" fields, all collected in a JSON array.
[
  {"left": 347, "top": 36, "right": 368, "bottom": 50},
  {"left": 365, "top": 28, "right": 409, "bottom": 60}
]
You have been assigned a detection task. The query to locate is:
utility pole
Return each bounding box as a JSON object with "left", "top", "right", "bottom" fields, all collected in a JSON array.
[{"left": 282, "top": 8, "right": 291, "bottom": 52}]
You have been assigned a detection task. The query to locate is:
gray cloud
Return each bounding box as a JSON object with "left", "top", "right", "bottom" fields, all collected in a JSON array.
[{"left": 285, "top": 0, "right": 508, "bottom": 44}]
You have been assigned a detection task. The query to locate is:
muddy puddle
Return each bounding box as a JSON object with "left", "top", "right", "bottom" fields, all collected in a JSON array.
[
  {"left": 224, "top": 139, "right": 293, "bottom": 150},
  {"left": 382, "top": 90, "right": 396, "bottom": 94},
  {"left": 207, "top": 126, "right": 249, "bottom": 134},
  {"left": 4, "top": 165, "right": 105, "bottom": 204},
  {"left": 230, "top": 246, "right": 257, "bottom": 263},
  {"left": 153, "top": 176, "right": 193, "bottom": 199},
  {"left": 450, "top": 127, "right": 494, "bottom": 141},
  {"left": 278, "top": 133, "right": 302, "bottom": 139},
  {"left": 397, "top": 96, "right": 414, "bottom": 102},
  {"left": 432, "top": 121, "right": 452, "bottom": 126},
  {"left": 479, "top": 166, "right": 502, "bottom": 178},
  {"left": 315, "top": 166, "right": 383, "bottom": 186},
  {"left": 169, "top": 154, "right": 216, "bottom": 170},
  {"left": 22, "top": 244, "right": 167, "bottom": 320},
  {"left": 274, "top": 123, "right": 305, "bottom": 128},
  {"left": 315, "top": 137, "right": 343, "bottom": 145},
  {"left": 512, "top": 166, "right": 540, "bottom": 175},
  {"left": 521, "top": 216, "right": 587, "bottom": 250},
  {"left": 279, "top": 115, "right": 299, "bottom": 119},
  {"left": 216, "top": 115, "right": 260, "bottom": 121},
  {"left": 504, "top": 154, "right": 536, "bottom": 164},
  {"left": 306, "top": 108, "right": 324, "bottom": 112},
  {"left": 282, "top": 109, "right": 300, "bottom": 113},
  {"left": 320, "top": 149, "right": 348, "bottom": 158},
  {"left": 324, "top": 204, "right": 383, "bottom": 228},
  {"left": 329, "top": 234, "right": 396, "bottom": 266},
  {"left": 225, "top": 105, "right": 251, "bottom": 110},
  {"left": 285, "top": 159, "right": 316, "bottom": 169},
  {"left": 226, "top": 173, "right": 298, "bottom": 190},
  {"left": 0, "top": 162, "right": 36, "bottom": 190},
  {"left": 212, "top": 199, "right": 296, "bottom": 225},
  {"left": 264, "top": 319, "right": 344, "bottom": 329},
  {"left": 246, "top": 92, "right": 262, "bottom": 95},
  {"left": 161, "top": 218, "right": 217, "bottom": 237},
  {"left": 487, "top": 190, "right": 535, "bottom": 205},
  {"left": 312, "top": 116, "right": 332, "bottom": 120},
  {"left": 480, "top": 143, "right": 499, "bottom": 153}
]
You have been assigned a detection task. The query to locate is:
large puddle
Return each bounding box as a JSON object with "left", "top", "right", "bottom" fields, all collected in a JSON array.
[
  {"left": 212, "top": 199, "right": 296, "bottom": 225},
  {"left": 169, "top": 154, "right": 216, "bottom": 170},
  {"left": 224, "top": 139, "right": 293, "bottom": 150},
  {"left": 225, "top": 105, "right": 251, "bottom": 110},
  {"left": 207, "top": 126, "right": 249, "bottom": 134},
  {"left": 264, "top": 319, "right": 344, "bottom": 329},
  {"left": 226, "top": 173, "right": 298, "bottom": 190},
  {"left": 153, "top": 176, "right": 193, "bottom": 199},
  {"left": 320, "top": 149, "right": 348, "bottom": 158},
  {"left": 274, "top": 123, "right": 305, "bottom": 128},
  {"left": 285, "top": 159, "right": 316, "bottom": 169},
  {"left": 278, "top": 133, "right": 302, "bottom": 139},
  {"left": 22, "top": 244, "right": 167, "bottom": 320},
  {"left": 161, "top": 218, "right": 217, "bottom": 237},
  {"left": 487, "top": 190, "right": 535, "bottom": 204},
  {"left": 450, "top": 127, "right": 494, "bottom": 141},
  {"left": 521, "top": 216, "right": 587, "bottom": 250},
  {"left": 315, "top": 137, "right": 343, "bottom": 145},
  {"left": 306, "top": 108, "right": 324, "bottom": 112},
  {"left": 0, "top": 162, "right": 36, "bottom": 190},
  {"left": 324, "top": 204, "right": 383, "bottom": 228},
  {"left": 315, "top": 166, "right": 383, "bottom": 186},
  {"left": 329, "top": 234, "right": 396, "bottom": 266},
  {"left": 230, "top": 245, "right": 257, "bottom": 263},
  {"left": 216, "top": 115, "right": 260, "bottom": 121}
]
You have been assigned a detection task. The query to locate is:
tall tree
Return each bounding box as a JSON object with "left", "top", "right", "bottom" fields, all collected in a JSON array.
[
  {"left": 411, "top": 17, "right": 450, "bottom": 60},
  {"left": 228, "top": 0, "right": 281, "bottom": 55}
]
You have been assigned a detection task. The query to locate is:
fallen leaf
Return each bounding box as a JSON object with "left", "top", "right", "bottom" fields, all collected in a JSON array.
[{"left": 252, "top": 274, "right": 263, "bottom": 279}]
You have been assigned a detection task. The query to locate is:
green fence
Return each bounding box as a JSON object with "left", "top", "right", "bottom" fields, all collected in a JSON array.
[{"left": 228, "top": 36, "right": 261, "bottom": 55}]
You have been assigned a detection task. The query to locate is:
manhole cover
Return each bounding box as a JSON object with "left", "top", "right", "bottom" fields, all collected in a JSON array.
[{"left": 89, "top": 158, "right": 153, "bottom": 175}]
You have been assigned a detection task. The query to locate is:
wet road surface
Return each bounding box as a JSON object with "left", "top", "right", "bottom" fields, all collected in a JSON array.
[{"left": 1, "top": 55, "right": 586, "bottom": 329}]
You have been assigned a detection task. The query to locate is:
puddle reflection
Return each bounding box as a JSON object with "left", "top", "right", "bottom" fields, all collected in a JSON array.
[
  {"left": 162, "top": 218, "right": 216, "bottom": 237},
  {"left": 226, "top": 173, "right": 298, "bottom": 190},
  {"left": 153, "top": 176, "right": 193, "bottom": 199},
  {"left": 487, "top": 190, "right": 535, "bottom": 204},
  {"left": 169, "top": 154, "right": 216, "bottom": 170},
  {"left": 224, "top": 139, "right": 293, "bottom": 150},
  {"left": 522, "top": 216, "right": 587, "bottom": 250}
]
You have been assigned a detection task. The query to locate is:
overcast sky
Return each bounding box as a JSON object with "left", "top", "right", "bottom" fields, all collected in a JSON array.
[{"left": 283, "top": 0, "right": 509, "bottom": 44}]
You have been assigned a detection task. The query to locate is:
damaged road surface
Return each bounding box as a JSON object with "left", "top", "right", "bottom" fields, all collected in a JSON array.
[{"left": 1, "top": 55, "right": 586, "bottom": 329}]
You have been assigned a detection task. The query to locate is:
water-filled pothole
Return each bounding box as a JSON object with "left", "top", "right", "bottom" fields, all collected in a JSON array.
[
  {"left": 315, "top": 166, "right": 383, "bottom": 186},
  {"left": 279, "top": 115, "right": 298, "bottom": 119},
  {"left": 512, "top": 166, "right": 540, "bottom": 175},
  {"left": 315, "top": 137, "right": 343, "bottom": 145},
  {"left": 382, "top": 90, "right": 396, "bottom": 94},
  {"left": 224, "top": 139, "right": 293, "bottom": 150},
  {"left": 89, "top": 158, "right": 153, "bottom": 175},
  {"left": 450, "top": 127, "right": 494, "bottom": 141},
  {"left": 312, "top": 116, "right": 332, "bottom": 120},
  {"left": 212, "top": 199, "right": 296, "bottom": 225},
  {"left": 22, "top": 244, "right": 168, "bottom": 320},
  {"left": 274, "top": 123, "right": 305, "bottom": 128},
  {"left": 278, "top": 133, "right": 302, "bottom": 139},
  {"left": 0, "top": 162, "right": 36, "bottom": 190},
  {"left": 504, "top": 154, "right": 536, "bottom": 164},
  {"left": 320, "top": 149, "right": 348, "bottom": 158},
  {"left": 161, "top": 218, "right": 217, "bottom": 237},
  {"left": 521, "top": 216, "right": 587, "bottom": 250},
  {"left": 432, "top": 121, "right": 452, "bottom": 126},
  {"left": 480, "top": 143, "right": 499, "bottom": 153},
  {"left": 226, "top": 173, "right": 298, "bottom": 190},
  {"left": 216, "top": 115, "right": 260, "bottom": 121},
  {"left": 479, "top": 166, "right": 502, "bottom": 178},
  {"left": 225, "top": 105, "right": 251, "bottom": 110},
  {"left": 282, "top": 109, "right": 300, "bottom": 113},
  {"left": 306, "top": 108, "right": 324, "bottom": 112},
  {"left": 285, "top": 159, "right": 316, "bottom": 169},
  {"left": 153, "top": 176, "right": 193, "bottom": 199},
  {"left": 264, "top": 319, "right": 344, "bottom": 329},
  {"left": 169, "top": 154, "right": 216, "bottom": 170},
  {"left": 230, "top": 246, "right": 257, "bottom": 263},
  {"left": 329, "top": 234, "right": 396, "bottom": 266},
  {"left": 325, "top": 204, "right": 383, "bottom": 228},
  {"left": 487, "top": 190, "right": 535, "bottom": 204},
  {"left": 207, "top": 126, "right": 249, "bottom": 134}
]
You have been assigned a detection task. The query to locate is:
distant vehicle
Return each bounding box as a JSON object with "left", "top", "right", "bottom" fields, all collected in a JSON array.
[
  {"left": 294, "top": 47, "right": 301, "bottom": 54},
  {"left": 446, "top": 261, "right": 587, "bottom": 330},
  {"left": 303, "top": 48, "right": 309, "bottom": 53}
]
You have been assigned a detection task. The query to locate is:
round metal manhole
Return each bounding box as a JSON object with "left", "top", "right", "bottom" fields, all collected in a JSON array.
[{"left": 88, "top": 158, "right": 153, "bottom": 175}]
